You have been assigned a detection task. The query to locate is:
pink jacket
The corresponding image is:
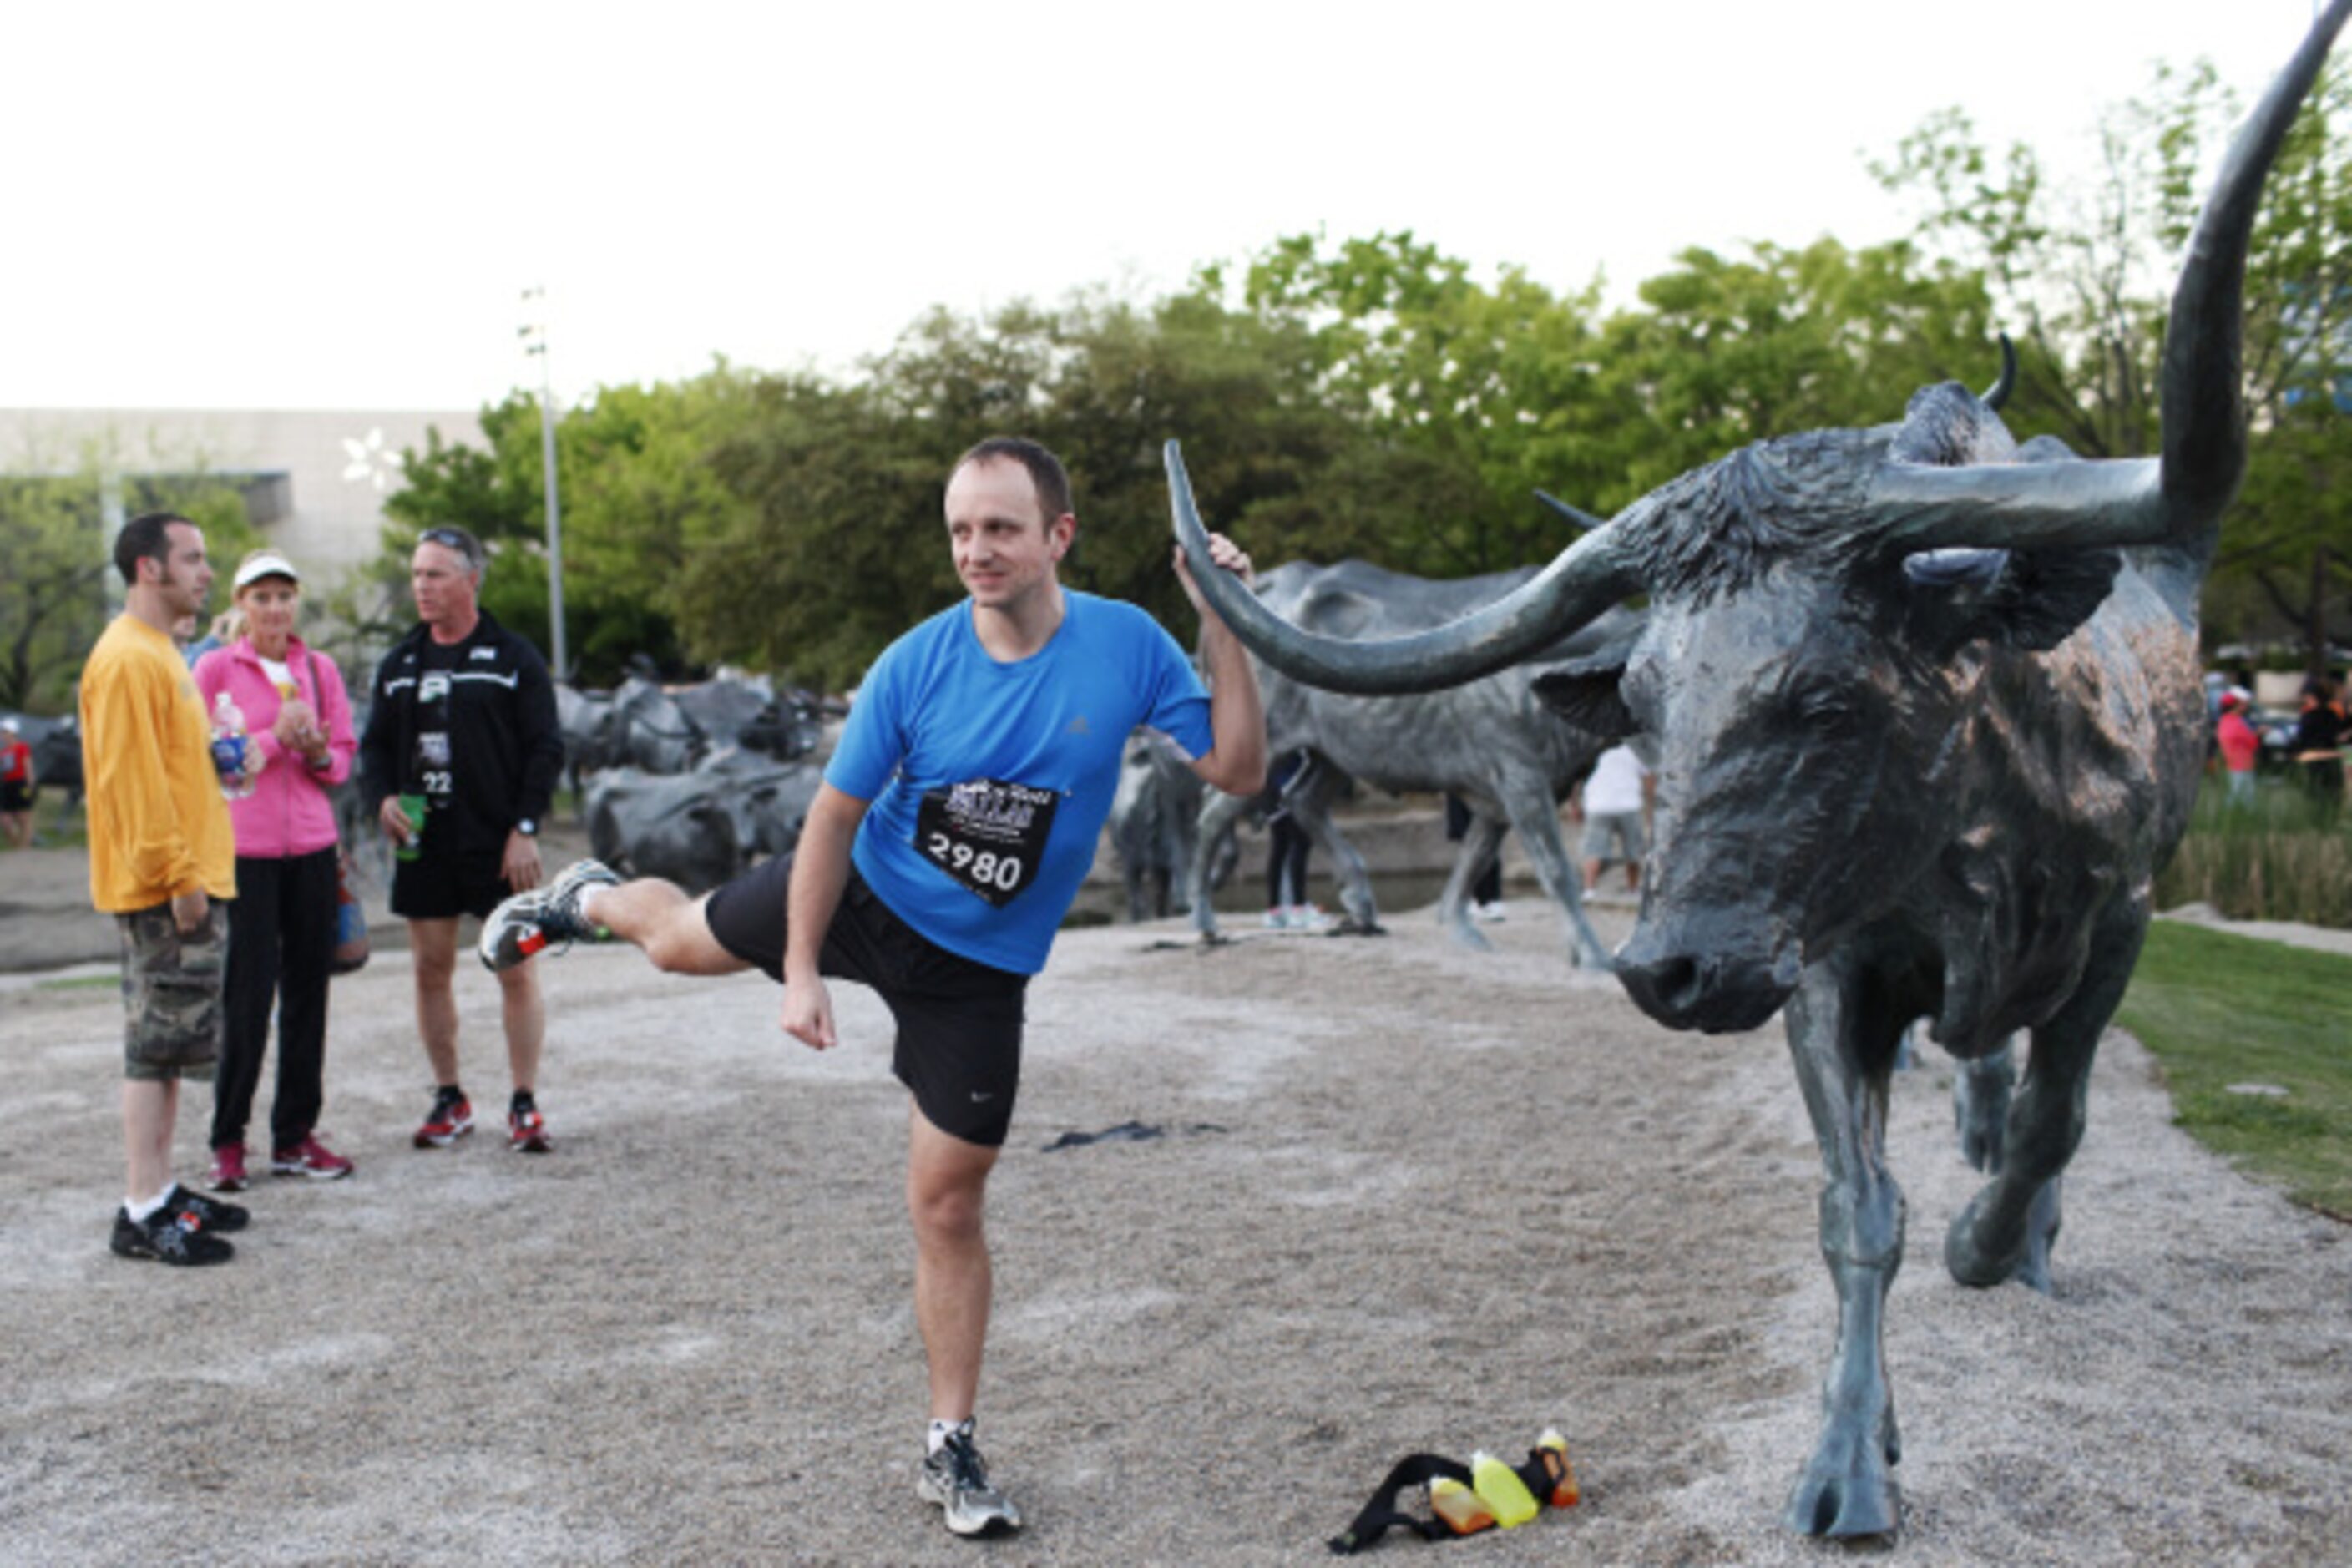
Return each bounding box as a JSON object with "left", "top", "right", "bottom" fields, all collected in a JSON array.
[{"left": 192, "top": 636, "right": 357, "bottom": 859}]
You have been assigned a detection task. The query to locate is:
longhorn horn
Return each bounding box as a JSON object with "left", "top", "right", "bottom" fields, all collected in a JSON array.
[
  {"left": 1980, "top": 333, "right": 2016, "bottom": 411},
  {"left": 1869, "top": 0, "right": 2349, "bottom": 553},
  {"left": 1167, "top": 441, "right": 1640, "bottom": 695},
  {"left": 1535, "top": 489, "right": 1609, "bottom": 534}
]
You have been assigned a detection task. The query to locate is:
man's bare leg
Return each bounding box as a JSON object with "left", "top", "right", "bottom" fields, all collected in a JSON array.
[
  {"left": 408, "top": 917, "right": 463, "bottom": 1085},
  {"left": 579, "top": 879, "right": 749, "bottom": 977},
  {"left": 497, "top": 958, "right": 544, "bottom": 1093},
  {"left": 906, "top": 1105, "right": 999, "bottom": 1424},
  {"left": 123, "top": 1078, "right": 177, "bottom": 1201}
]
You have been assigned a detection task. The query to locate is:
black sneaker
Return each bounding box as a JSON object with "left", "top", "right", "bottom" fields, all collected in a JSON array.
[
  {"left": 169, "top": 1183, "right": 250, "bottom": 1232},
  {"left": 110, "top": 1202, "right": 234, "bottom": 1266},
  {"left": 478, "top": 859, "right": 621, "bottom": 971},
  {"left": 917, "top": 1423, "right": 1022, "bottom": 1537}
]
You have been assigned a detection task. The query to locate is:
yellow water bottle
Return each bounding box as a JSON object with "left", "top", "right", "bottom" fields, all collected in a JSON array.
[
  {"left": 1535, "top": 1427, "right": 1581, "bottom": 1507},
  {"left": 1428, "top": 1475, "right": 1495, "bottom": 1535},
  {"left": 1470, "top": 1450, "right": 1540, "bottom": 1529}
]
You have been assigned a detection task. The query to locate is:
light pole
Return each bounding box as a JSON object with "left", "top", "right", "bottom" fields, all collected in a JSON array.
[{"left": 518, "top": 286, "right": 568, "bottom": 682}]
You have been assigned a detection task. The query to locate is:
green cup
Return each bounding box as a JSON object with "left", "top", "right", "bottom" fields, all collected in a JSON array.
[{"left": 394, "top": 792, "right": 428, "bottom": 862}]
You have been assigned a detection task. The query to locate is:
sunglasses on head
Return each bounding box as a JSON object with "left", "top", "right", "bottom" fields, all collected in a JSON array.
[{"left": 419, "top": 528, "right": 482, "bottom": 568}]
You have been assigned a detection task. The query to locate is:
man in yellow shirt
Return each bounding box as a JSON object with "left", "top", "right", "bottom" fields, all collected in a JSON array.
[{"left": 80, "top": 512, "right": 250, "bottom": 1265}]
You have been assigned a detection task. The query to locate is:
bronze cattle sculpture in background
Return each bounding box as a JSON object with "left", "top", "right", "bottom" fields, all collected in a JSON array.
[
  {"left": 1165, "top": 2, "right": 2348, "bottom": 1537},
  {"left": 1188, "top": 558, "right": 1637, "bottom": 962}
]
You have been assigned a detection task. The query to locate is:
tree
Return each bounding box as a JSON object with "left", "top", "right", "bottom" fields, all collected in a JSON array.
[
  {"left": 384, "top": 367, "right": 761, "bottom": 685},
  {"left": 0, "top": 442, "right": 259, "bottom": 713},
  {"left": 1875, "top": 60, "right": 2352, "bottom": 671}
]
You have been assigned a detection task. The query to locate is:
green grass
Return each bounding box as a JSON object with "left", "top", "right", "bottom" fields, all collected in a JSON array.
[
  {"left": 36, "top": 974, "right": 116, "bottom": 991},
  {"left": 2118, "top": 921, "right": 2352, "bottom": 1221},
  {"left": 2155, "top": 776, "right": 2351, "bottom": 928}
]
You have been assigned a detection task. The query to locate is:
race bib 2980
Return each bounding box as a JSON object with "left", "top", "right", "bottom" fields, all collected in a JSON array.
[{"left": 916, "top": 779, "right": 1058, "bottom": 907}]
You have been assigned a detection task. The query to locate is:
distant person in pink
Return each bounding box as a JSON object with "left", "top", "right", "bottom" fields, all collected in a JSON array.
[
  {"left": 192, "top": 550, "right": 359, "bottom": 1190},
  {"left": 2214, "top": 688, "right": 2260, "bottom": 807}
]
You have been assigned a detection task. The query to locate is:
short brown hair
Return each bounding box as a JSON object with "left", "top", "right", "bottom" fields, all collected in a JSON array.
[{"left": 953, "top": 436, "right": 1073, "bottom": 522}]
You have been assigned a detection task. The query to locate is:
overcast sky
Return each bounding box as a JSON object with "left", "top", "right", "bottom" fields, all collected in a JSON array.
[{"left": 0, "top": 0, "right": 2329, "bottom": 412}]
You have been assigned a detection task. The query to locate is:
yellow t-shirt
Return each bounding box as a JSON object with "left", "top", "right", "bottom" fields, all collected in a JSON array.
[{"left": 79, "top": 615, "right": 236, "bottom": 912}]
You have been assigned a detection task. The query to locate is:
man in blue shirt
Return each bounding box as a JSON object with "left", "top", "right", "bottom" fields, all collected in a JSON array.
[{"left": 480, "top": 436, "right": 1264, "bottom": 1536}]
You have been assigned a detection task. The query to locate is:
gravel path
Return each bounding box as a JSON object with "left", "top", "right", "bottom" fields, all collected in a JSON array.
[{"left": 3, "top": 886, "right": 2349, "bottom": 1564}]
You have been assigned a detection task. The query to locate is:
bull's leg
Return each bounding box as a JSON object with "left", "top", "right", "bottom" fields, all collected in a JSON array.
[
  {"left": 1496, "top": 781, "right": 1611, "bottom": 969},
  {"left": 1436, "top": 813, "right": 1506, "bottom": 951},
  {"left": 1951, "top": 1038, "right": 2016, "bottom": 1174},
  {"left": 1290, "top": 774, "right": 1381, "bottom": 933},
  {"left": 1187, "top": 790, "right": 1253, "bottom": 941},
  {"left": 1946, "top": 913, "right": 2146, "bottom": 1294},
  {"left": 1781, "top": 956, "right": 1908, "bottom": 1540}
]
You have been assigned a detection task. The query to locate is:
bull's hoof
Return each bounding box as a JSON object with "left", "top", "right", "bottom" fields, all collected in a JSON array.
[
  {"left": 1945, "top": 1181, "right": 2061, "bottom": 1293},
  {"left": 1444, "top": 920, "right": 1494, "bottom": 953},
  {"left": 1945, "top": 1194, "right": 2023, "bottom": 1288},
  {"left": 1334, "top": 918, "right": 1387, "bottom": 938},
  {"left": 1783, "top": 1449, "right": 1900, "bottom": 1540}
]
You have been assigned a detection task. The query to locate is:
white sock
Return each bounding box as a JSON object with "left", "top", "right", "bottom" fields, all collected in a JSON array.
[
  {"left": 928, "top": 1418, "right": 971, "bottom": 1455},
  {"left": 125, "top": 1186, "right": 174, "bottom": 1222},
  {"left": 576, "top": 885, "right": 605, "bottom": 925}
]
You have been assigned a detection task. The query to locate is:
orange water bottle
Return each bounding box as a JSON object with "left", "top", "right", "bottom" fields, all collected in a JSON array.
[
  {"left": 1428, "top": 1475, "right": 1495, "bottom": 1535},
  {"left": 1535, "top": 1428, "right": 1581, "bottom": 1507}
]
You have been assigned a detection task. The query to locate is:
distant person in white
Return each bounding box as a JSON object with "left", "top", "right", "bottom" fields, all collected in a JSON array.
[{"left": 1574, "top": 743, "right": 1653, "bottom": 896}]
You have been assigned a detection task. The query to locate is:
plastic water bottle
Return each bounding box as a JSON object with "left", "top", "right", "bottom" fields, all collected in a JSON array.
[
  {"left": 1428, "top": 1474, "right": 1495, "bottom": 1535},
  {"left": 1469, "top": 1450, "right": 1540, "bottom": 1529},
  {"left": 211, "top": 692, "right": 257, "bottom": 800},
  {"left": 1534, "top": 1428, "right": 1581, "bottom": 1508}
]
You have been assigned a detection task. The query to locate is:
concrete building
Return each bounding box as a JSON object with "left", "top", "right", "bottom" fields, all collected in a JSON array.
[{"left": 0, "top": 407, "right": 482, "bottom": 581}]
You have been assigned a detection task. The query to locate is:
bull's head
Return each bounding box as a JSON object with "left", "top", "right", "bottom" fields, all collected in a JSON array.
[{"left": 1167, "top": 0, "right": 2342, "bottom": 1030}]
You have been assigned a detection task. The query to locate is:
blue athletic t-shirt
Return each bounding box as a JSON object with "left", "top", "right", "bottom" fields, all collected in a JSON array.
[{"left": 827, "top": 592, "right": 1213, "bottom": 975}]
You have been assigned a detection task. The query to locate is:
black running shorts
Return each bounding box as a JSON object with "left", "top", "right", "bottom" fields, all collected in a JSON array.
[
  {"left": 392, "top": 848, "right": 512, "bottom": 923},
  {"left": 705, "top": 853, "right": 1029, "bottom": 1147}
]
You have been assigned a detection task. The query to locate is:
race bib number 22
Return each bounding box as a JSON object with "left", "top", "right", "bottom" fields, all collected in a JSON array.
[{"left": 916, "top": 778, "right": 1058, "bottom": 907}]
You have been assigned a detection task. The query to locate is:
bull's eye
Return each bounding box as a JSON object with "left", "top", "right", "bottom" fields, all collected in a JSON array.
[{"left": 1791, "top": 686, "right": 1856, "bottom": 731}]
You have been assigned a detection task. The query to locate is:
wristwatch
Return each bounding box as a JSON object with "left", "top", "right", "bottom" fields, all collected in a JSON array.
[{"left": 516, "top": 818, "right": 538, "bottom": 837}]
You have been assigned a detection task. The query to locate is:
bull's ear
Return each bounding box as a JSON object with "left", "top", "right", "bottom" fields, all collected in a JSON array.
[
  {"left": 1532, "top": 650, "right": 1636, "bottom": 742},
  {"left": 1290, "top": 584, "right": 1383, "bottom": 639},
  {"left": 1906, "top": 546, "right": 2123, "bottom": 655}
]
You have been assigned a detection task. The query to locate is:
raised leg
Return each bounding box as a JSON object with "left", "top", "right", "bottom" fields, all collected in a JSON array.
[
  {"left": 1436, "top": 812, "right": 1506, "bottom": 951},
  {"left": 1945, "top": 913, "right": 2146, "bottom": 1294},
  {"left": 1781, "top": 953, "right": 1909, "bottom": 1540},
  {"left": 1497, "top": 780, "right": 1611, "bottom": 969}
]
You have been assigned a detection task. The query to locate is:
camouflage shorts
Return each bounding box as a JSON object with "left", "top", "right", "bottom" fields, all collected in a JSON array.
[{"left": 116, "top": 900, "right": 226, "bottom": 1081}]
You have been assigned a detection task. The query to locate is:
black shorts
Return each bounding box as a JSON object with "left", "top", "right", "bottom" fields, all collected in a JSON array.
[
  {"left": 0, "top": 779, "right": 29, "bottom": 812},
  {"left": 392, "top": 848, "right": 511, "bottom": 923},
  {"left": 706, "top": 854, "right": 1029, "bottom": 1147}
]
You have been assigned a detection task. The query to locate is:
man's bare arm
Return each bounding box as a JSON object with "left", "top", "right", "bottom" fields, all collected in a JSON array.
[
  {"left": 1173, "top": 532, "right": 1267, "bottom": 797},
  {"left": 780, "top": 781, "right": 870, "bottom": 1050}
]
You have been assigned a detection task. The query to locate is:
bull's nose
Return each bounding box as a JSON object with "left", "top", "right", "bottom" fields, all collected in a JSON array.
[{"left": 1617, "top": 932, "right": 1794, "bottom": 1034}]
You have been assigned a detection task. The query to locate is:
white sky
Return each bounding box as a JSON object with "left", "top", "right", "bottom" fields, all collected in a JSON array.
[{"left": 0, "top": 0, "right": 2329, "bottom": 412}]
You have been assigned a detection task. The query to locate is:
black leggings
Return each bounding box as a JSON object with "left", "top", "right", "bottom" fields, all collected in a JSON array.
[
  {"left": 1266, "top": 815, "right": 1312, "bottom": 907},
  {"left": 210, "top": 847, "right": 339, "bottom": 1151}
]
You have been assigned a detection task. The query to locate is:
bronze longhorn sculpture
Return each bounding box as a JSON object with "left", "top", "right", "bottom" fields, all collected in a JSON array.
[{"left": 1166, "top": 1, "right": 2349, "bottom": 1539}]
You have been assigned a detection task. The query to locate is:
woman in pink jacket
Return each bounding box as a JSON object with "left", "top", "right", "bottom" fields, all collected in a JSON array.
[{"left": 193, "top": 550, "right": 360, "bottom": 1189}]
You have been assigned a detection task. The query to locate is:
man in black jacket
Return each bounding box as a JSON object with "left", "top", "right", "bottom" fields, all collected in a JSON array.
[{"left": 359, "top": 526, "right": 567, "bottom": 1152}]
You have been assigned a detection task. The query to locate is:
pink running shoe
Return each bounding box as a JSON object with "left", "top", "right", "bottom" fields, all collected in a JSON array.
[
  {"left": 271, "top": 1134, "right": 355, "bottom": 1181},
  {"left": 207, "top": 1144, "right": 250, "bottom": 1193}
]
